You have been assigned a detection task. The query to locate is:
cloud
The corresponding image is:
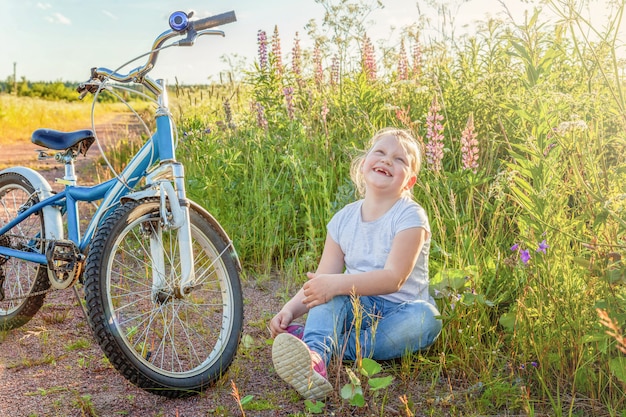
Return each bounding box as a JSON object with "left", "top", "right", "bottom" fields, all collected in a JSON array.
[
  {"left": 102, "top": 10, "right": 118, "bottom": 20},
  {"left": 45, "top": 12, "right": 71, "bottom": 25},
  {"left": 36, "top": 2, "right": 52, "bottom": 10}
]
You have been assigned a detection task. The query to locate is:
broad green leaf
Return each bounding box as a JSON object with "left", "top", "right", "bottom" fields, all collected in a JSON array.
[
  {"left": 360, "top": 358, "right": 381, "bottom": 377},
  {"left": 368, "top": 376, "right": 394, "bottom": 391},
  {"left": 609, "top": 357, "right": 626, "bottom": 384}
]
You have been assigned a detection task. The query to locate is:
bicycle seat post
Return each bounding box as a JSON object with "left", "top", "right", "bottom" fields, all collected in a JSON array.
[{"left": 55, "top": 151, "right": 78, "bottom": 186}]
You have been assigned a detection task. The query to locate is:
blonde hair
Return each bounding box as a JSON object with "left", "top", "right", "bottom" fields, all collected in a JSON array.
[{"left": 350, "top": 127, "right": 422, "bottom": 198}]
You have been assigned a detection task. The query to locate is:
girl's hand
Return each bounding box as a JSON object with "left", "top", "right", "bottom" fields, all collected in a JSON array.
[
  {"left": 269, "top": 309, "right": 294, "bottom": 338},
  {"left": 302, "top": 272, "right": 336, "bottom": 308}
]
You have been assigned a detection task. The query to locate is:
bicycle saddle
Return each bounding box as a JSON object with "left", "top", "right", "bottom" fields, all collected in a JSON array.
[{"left": 32, "top": 128, "right": 96, "bottom": 156}]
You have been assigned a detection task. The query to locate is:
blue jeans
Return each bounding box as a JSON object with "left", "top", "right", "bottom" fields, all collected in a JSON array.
[{"left": 303, "top": 295, "right": 442, "bottom": 365}]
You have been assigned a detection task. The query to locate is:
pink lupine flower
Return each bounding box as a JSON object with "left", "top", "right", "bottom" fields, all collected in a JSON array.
[
  {"left": 257, "top": 30, "right": 268, "bottom": 72},
  {"left": 461, "top": 113, "right": 479, "bottom": 173},
  {"left": 397, "top": 39, "right": 409, "bottom": 81},
  {"left": 412, "top": 39, "right": 422, "bottom": 77},
  {"left": 425, "top": 95, "right": 445, "bottom": 172},
  {"left": 283, "top": 87, "right": 295, "bottom": 120},
  {"left": 271, "top": 25, "right": 283, "bottom": 77},
  {"left": 313, "top": 43, "right": 323, "bottom": 87},
  {"left": 291, "top": 32, "right": 302, "bottom": 78},
  {"left": 321, "top": 100, "right": 329, "bottom": 122},
  {"left": 361, "top": 34, "right": 377, "bottom": 81}
]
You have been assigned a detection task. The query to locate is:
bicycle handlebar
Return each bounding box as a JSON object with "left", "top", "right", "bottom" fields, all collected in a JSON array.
[
  {"left": 78, "top": 10, "right": 236, "bottom": 96},
  {"left": 190, "top": 10, "right": 236, "bottom": 31}
]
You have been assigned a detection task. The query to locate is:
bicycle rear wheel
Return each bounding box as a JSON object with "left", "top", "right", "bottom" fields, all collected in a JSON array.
[
  {"left": 0, "top": 173, "right": 50, "bottom": 331},
  {"left": 83, "top": 198, "right": 243, "bottom": 398}
]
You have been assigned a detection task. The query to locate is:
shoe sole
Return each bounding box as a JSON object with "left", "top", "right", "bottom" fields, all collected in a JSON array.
[{"left": 272, "top": 333, "right": 333, "bottom": 399}]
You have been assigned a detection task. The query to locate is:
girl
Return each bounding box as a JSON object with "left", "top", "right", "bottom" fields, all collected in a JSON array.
[{"left": 269, "top": 127, "right": 442, "bottom": 399}]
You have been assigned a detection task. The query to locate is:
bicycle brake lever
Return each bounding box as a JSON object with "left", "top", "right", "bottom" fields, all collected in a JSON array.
[{"left": 175, "top": 29, "right": 225, "bottom": 47}]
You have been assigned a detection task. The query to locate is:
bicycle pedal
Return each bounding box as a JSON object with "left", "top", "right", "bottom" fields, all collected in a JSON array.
[
  {"left": 45, "top": 240, "right": 84, "bottom": 289},
  {"left": 36, "top": 149, "right": 51, "bottom": 160}
]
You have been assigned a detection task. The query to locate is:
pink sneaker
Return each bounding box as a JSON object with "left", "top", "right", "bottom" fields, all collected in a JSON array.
[
  {"left": 285, "top": 323, "right": 304, "bottom": 340},
  {"left": 272, "top": 333, "right": 332, "bottom": 399}
]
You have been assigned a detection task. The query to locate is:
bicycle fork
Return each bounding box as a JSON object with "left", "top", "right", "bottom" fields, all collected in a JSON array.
[{"left": 148, "top": 163, "right": 196, "bottom": 301}]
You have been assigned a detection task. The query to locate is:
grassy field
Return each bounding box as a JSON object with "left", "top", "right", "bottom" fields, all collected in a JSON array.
[{"left": 1, "top": 0, "right": 625, "bottom": 415}]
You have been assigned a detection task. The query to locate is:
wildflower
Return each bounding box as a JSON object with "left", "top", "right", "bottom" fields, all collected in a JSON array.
[
  {"left": 330, "top": 55, "right": 340, "bottom": 86},
  {"left": 510, "top": 243, "right": 519, "bottom": 251},
  {"left": 313, "top": 43, "right": 323, "bottom": 86},
  {"left": 556, "top": 119, "right": 588, "bottom": 135},
  {"left": 536, "top": 239, "right": 549, "bottom": 254},
  {"left": 271, "top": 25, "right": 283, "bottom": 77},
  {"left": 361, "top": 34, "right": 377, "bottom": 81},
  {"left": 520, "top": 249, "right": 531, "bottom": 264},
  {"left": 412, "top": 39, "right": 422, "bottom": 77},
  {"left": 460, "top": 114, "right": 479, "bottom": 173},
  {"left": 257, "top": 30, "right": 268, "bottom": 72},
  {"left": 283, "top": 87, "right": 295, "bottom": 120},
  {"left": 425, "top": 95, "right": 445, "bottom": 172},
  {"left": 255, "top": 102, "right": 268, "bottom": 130},
  {"left": 223, "top": 99, "right": 235, "bottom": 129},
  {"left": 321, "top": 100, "right": 329, "bottom": 122},
  {"left": 397, "top": 39, "right": 408, "bottom": 81},
  {"left": 291, "top": 32, "right": 302, "bottom": 78}
]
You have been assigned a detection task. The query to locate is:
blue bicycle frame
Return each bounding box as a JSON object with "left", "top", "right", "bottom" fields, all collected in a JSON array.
[{"left": 0, "top": 110, "right": 173, "bottom": 265}]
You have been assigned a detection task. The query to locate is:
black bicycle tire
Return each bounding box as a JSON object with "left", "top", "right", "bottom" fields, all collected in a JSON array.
[
  {"left": 83, "top": 198, "right": 243, "bottom": 397},
  {"left": 0, "top": 172, "right": 50, "bottom": 331}
]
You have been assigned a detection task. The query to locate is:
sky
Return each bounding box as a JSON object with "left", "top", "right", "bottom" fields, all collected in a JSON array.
[{"left": 1, "top": 0, "right": 623, "bottom": 85}]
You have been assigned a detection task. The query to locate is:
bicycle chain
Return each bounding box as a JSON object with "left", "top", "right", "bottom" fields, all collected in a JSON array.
[{"left": 0, "top": 233, "right": 61, "bottom": 303}]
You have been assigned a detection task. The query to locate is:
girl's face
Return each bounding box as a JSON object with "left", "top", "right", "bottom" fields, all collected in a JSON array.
[{"left": 361, "top": 134, "right": 417, "bottom": 197}]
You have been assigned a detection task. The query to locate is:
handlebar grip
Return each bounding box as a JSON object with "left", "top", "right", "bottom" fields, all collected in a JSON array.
[{"left": 190, "top": 10, "right": 237, "bottom": 31}]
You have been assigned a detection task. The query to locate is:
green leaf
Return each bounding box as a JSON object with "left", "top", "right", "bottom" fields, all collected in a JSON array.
[
  {"left": 304, "top": 399, "right": 325, "bottom": 414},
  {"left": 349, "top": 393, "right": 365, "bottom": 407},
  {"left": 240, "top": 395, "right": 254, "bottom": 405},
  {"left": 499, "top": 312, "right": 517, "bottom": 332},
  {"left": 340, "top": 383, "right": 363, "bottom": 400},
  {"left": 360, "top": 358, "right": 381, "bottom": 377},
  {"left": 609, "top": 357, "right": 626, "bottom": 384},
  {"left": 368, "top": 375, "right": 394, "bottom": 391}
]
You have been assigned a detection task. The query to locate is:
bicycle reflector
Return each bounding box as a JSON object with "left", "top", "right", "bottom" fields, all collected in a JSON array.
[{"left": 169, "top": 11, "right": 189, "bottom": 32}]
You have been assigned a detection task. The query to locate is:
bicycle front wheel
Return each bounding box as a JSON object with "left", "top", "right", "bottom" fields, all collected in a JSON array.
[
  {"left": 0, "top": 173, "right": 50, "bottom": 331},
  {"left": 83, "top": 198, "right": 243, "bottom": 398}
]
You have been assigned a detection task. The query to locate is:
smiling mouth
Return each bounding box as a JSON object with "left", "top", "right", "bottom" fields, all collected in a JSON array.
[{"left": 374, "top": 167, "right": 391, "bottom": 176}]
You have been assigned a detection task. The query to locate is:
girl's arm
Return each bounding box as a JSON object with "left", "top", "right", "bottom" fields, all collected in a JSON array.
[
  {"left": 302, "top": 227, "right": 427, "bottom": 309},
  {"left": 269, "top": 233, "right": 345, "bottom": 337}
]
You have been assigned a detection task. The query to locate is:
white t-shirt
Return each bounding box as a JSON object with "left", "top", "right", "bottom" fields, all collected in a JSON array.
[{"left": 327, "top": 196, "right": 432, "bottom": 304}]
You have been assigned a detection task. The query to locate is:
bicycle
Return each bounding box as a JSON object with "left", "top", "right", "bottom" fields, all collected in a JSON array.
[{"left": 0, "top": 10, "right": 243, "bottom": 398}]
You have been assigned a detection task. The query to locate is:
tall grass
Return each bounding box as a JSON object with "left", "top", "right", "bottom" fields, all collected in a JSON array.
[{"left": 178, "top": 0, "right": 625, "bottom": 414}]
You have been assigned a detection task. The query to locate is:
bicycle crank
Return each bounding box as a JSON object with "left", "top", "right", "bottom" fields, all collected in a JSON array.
[{"left": 46, "top": 240, "right": 84, "bottom": 289}]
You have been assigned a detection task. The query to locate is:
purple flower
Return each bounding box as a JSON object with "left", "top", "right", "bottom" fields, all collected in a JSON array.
[
  {"left": 520, "top": 249, "right": 531, "bottom": 264},
  {"left": 257, "top": 30, "right": 268, "bottom": 72},
  {"left": 510, "top": 243, "right": 519, "bottom": 251},
  {"left": 283, "top": 86, "right": 295, "bottom": 120},
  {"left": 536, "top": 239, "right": 549, "bottom": 254}
]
